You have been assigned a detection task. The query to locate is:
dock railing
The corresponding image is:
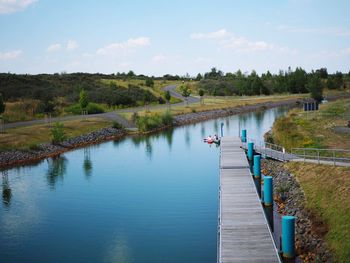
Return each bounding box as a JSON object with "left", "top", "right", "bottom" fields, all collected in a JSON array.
[{"left": 291, "top": 148, "right": 350, "bottom": 165}]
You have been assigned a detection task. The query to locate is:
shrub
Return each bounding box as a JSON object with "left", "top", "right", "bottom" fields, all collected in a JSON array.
[
  {"left": 65, "top": 103, "right": 105, "bottom": 115},
  {"left": 112, "top": 121, "right": 124, "bottom": 129},
  {"left": 161, "top": 110, "right": 173, "bottom": 126},
  {"left": 86, "top": 103, "right": 105, "bottom": 114},
  {"left": 51, "top": 122, "right": 66, "bottom": 144},
  {"left": 136, "top": 111, "right": 174, "bottom": 132}
]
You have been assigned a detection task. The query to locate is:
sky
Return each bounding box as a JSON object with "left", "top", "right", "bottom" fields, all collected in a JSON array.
[{"left": 0, "top": 0, "right": 349, "bottom": 76}]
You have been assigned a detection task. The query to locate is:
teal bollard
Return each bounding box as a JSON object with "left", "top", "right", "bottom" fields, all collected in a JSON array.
[
  {"left": 264, "top": 176, "right": 273, "bottom": 206},
  {"left": 241, "top": 129, "right": 247, "bottom": 142},
  {"left": 247, "top": 142, "right": 254, "bottom": 160},
  {"left": 253, "top": 155, "right": 261, "bottom": 178},
  {"left": 282, "top": 215, "right": 296, "bottom": 258}
]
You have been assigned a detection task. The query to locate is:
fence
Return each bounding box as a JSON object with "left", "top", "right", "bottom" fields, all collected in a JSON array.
[{"left": 291, "top": 148, "right": 350, "bottom": 165}]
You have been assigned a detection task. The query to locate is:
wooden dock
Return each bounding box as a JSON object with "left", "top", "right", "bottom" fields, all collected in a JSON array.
[{"left": 219, "top": 136, "right": 280, "bottom": 263}]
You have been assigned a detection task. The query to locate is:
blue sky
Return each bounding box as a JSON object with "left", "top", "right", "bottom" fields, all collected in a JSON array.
[{"left": 0, "top": 0, "right": 349, "bottom": 75}]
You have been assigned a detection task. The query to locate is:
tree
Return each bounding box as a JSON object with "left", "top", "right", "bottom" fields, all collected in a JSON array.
[
  {"left": 307, "top": 74, "right": 323, "bottom": 102},
  {"left": 165, "top": 90, "right": 171, "bottom": 104},
  {"left": 51, "top": 122, "right": 66, "bottom": 144},
  {"left": 180, "top": 85, "right": 191, "bottom": 105},
  {"left": 145, "top": 78, "right": 154, "bottom": 87},
  {"left": 316, "top": 68, "right": 328, "bottom": 79},
  {"left": 79, "top": 89, "right": 89, "bottom": 111},
  {"left": 127, "top": 70, "right": 135, "bottom": 78},
  {"left": 195, "top": 73, "right": 203, "bottom": 81},
  {"left": 0, "top": 93, "right": 5, "bottom": 116},
  {"left": 199, "top": 89, "right": 204, "bottom": 104}
]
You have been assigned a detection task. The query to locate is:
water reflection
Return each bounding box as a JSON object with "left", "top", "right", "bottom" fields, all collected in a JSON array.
[
  {"left": 83, "top": 148, "right": 93, "bottom": 178},
  {"left": 162, "top": 128, "right": 174, "bottom": 150},
  {"left": 2, "top": 170, "right": 11, "bottom": 208},
  {"left": 185, "top": 127, "right": 191, "bottom": 148},
  {"left": 46, "top": 155, "right": 68, "bottom": 189}
]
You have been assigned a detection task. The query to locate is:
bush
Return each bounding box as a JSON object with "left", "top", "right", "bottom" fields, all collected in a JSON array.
[
  {"left": 112, "top": 121, "right": 124, "bottom": 129},
  {"left": 86, "top": 103, "right": 105, "bottom": 114},
  {"left": 136, "top": 111, "right": 174, "bottom": 132},
  {"left": 161, "top": 110, "right": 173, "bottom": 126},
  {"left": 65, "top": 103, "right": 105, "bottom": 115},
  {"left": 51, "top": 122, "right": 66, "bottom": 144}
]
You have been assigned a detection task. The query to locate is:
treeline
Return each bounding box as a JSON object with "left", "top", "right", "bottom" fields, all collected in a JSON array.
[{"left": 196, "top": 67, "right": 348, "bottom": 99}]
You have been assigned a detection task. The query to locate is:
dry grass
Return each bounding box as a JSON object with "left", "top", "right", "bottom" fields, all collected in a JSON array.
[
  {"left": 285, "top": 162, "right": 350, "bottom": 261},
  {"left": 120, "top": 93, "right": 307, "bottom": 121},
  {"left": 272, "top": 99, "right": 350, "bottom": 150},
  {"left": 0, "top": 118, "right": 112, "bottom": 151}
]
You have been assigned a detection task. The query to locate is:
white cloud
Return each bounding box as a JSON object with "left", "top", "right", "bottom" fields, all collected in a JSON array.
[
  {"left": 97, "top": 37, "right": 150, "bottom": 55},
  {"left": 151, "top": 54, "right": 166, "bottom": 63},
  {"left": 46, "top": 43, "right": 62, "bottom": 52},
  {"left": 0, "top": 0, "right": 37, "bottom": 14},
  {"left": 0, "top": 49, "right": 22, "bottom": 60},
  {"left": 277, "top": 24, "right": 350, "bottom": 37},
  {"left": 191, "top": 28, "right": 295, "bottom": 54},
  {"left": 190, "top": 28, "right": 230, "bottom": 40},
  {"left": 66, "top": 40, "right": 78, "bottom": 50}
]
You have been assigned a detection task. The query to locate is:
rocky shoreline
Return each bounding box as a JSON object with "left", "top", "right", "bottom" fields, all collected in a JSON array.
[
  {"left": 1, "top": 93, "right": 348, "bottom": 169},
  {"left": 0, "top": 127, "right": 126, "bottom": 169},
  {"left": 173, "top": 98, "right": 301, "bottom": 126},
  {"left": 262, "top": 159, "right": 333, "bottom": 262},
  {"left": 0, "top": 98, "right": 303, "bottom": 169}
]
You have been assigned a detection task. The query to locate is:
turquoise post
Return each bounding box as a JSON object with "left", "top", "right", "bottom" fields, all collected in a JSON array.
[
  {"left": 264, "top": 176, "right": 273, "bottom": 206},
  {"left": 247, "top": 142, "right": 254, "bottom": 160},
  {"left": 282, "top": 215, "right": 296, "bottom": 258},
  {"left": 241, "top": 129, "right": 247, "bottom": 142},
  {"left": 253, "top": 155, "right": 261, "bottom": 178}
]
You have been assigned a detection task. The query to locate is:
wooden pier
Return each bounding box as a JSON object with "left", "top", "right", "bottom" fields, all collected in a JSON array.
[{"left": 219, "top": 136, "right": 280, "bottom": 263}]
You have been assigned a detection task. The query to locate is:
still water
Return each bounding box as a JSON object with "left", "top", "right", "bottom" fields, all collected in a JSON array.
[{"left": 0, "top": 107, "right": 289, "bottom": 262}]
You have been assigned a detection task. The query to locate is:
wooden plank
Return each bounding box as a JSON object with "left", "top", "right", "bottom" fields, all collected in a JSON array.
[{"left": 219, "top": 137, "right": 280, "bottom": 263}]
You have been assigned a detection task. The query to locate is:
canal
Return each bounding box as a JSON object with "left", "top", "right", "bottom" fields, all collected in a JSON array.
[{"left": 0, "top": 106, "right": 289, "bottom": 262}]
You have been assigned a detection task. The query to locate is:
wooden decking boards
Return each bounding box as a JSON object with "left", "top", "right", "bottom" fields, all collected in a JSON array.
[{"left": 218, "top": 136, "right": 280, "bottom": 263}]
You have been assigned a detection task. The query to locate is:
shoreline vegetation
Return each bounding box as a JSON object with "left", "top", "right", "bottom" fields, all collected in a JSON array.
[
  {"left": 1, "top": 92, "right": 349, "bottom": 169},
  {"left": 268, "top": 98, "right": 350, "bottom": 261},
  {"left": 0, "top": 96, "right": 305, "bottom": 169}
]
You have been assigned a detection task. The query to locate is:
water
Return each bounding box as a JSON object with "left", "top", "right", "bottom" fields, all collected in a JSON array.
[{"left": 0, "top": 106, "right": 289, "bottom": 262}]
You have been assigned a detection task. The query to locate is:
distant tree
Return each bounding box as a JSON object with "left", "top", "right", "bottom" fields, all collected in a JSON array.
[
  {"left": 195, "top": 73, "right": 203, "bottom": 81},
  {"left": 316, "top": 68, "right": 328, "bottom": 79},
  {"left": 165, "top": 90, "right": 171, "bottom": 104},
  {"left": 79, "top": 89, "right": 89, "bottom": 110},
  {"left": 0, "top": 93, "right": 5, "bottom": 116},
  {"left": 307, "top": 74, "right": 323, "bottom": 102},
  {"left": 180, "top": 85, "right": 191, "bottom": 105},
  {"left": 145, "top": 78, "right": 154, "bottom": 87},
  {"left": 334, "top": 71, "right": 344, "bottom": 89},
  {"left": 127, "top": 70, "right": 135, "bottom": 78},
  {"left": 199, "top": 89, "right": 204, "bottom": 104},
  {"left": 327, "top": 78, "right": 336, "bottom": 90}
]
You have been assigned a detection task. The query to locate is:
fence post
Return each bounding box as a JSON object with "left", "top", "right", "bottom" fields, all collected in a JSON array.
[
  {"left": 264, "top": 176, "right": 273, "bottom": 206},
  {"left": 253, "top": 155, "right": 261, "bottom": 178},
  {"left": 282, "top": 216, "right": 296, "bottom": 258},
  {"left": 248, "top": 142, "right": 254, "bottom": 161},
  {"left": 241, "top": 129, "right": 247, "bottom": 143}
]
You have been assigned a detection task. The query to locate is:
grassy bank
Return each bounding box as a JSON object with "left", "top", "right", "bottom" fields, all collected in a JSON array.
[
  {"left": 0, "top": 118, "right": 112, "bottom": 151},
  {"left": 271, "top": 98, "right": 350, "bottom": 150},
  {"left": 285, "top": 162, "right": 350, "bottom": 262},
  {"left": 120, "top": 93, "right": 307, "bottom": 121}
]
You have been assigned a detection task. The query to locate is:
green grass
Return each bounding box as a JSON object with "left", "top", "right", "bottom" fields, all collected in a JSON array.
[
  {"left": 272, "top": 99, "right": 350, "bottom": 151},
  {"left": 0, "top": 118, "right": 112, "bottom": 151},
  {"left": 285, "top": 162, "right": 350, "bottom": 262}
]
